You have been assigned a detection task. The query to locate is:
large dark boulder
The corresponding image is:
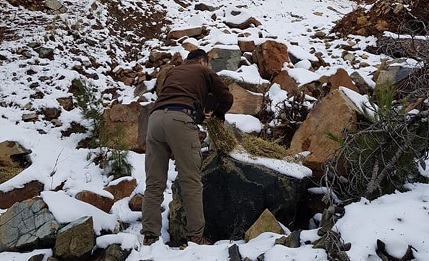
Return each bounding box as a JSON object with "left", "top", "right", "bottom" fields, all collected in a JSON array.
[{"left": 169, "top": 154, "right": 308, "bottom": 244}]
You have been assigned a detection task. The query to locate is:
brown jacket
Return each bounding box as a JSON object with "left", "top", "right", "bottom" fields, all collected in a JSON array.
[{"left": 151, "top": 60, "right": 233, "bottom": 119}]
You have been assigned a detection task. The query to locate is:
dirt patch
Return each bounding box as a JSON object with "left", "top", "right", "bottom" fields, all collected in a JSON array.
[
  {"left": 98, "top": 0, "right": 170, "bottom": 61},
  {"left": 332, "top": 0, "right": 428, "bottom": 37},
  {"left": 6, "top": 0, "right": 45, "bottom": 11}
]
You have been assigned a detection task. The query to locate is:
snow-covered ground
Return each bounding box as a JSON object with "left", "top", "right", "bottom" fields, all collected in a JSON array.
[{"left": 1, "top": 0, "right": 429, "bottom": 260}]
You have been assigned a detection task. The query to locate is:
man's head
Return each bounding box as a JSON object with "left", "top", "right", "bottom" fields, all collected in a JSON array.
[{"left": 187, "top": 49, "right": 209, "bottom": 66}]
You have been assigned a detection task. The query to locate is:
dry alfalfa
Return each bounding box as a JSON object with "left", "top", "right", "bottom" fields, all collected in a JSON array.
[
  {"left": 241, "top": 133, "right": 291, "bottom": 159},
  {"left": 205, "top": 117, "right": 238, "bottom": 154}
]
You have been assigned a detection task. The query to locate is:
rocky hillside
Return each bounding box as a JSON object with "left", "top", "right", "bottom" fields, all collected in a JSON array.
[{"left": 1, "top": 0, "right": 429, "bottom": 260}]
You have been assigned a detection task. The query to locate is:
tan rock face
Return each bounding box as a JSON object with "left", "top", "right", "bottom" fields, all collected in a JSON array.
[
  {"left": 289, "top": 89, "right": 359, "bottom": 177},
  {"left": 244, "top": 209, "right": 284, "bottom": 242},
  {"left": 101, "top": 102, "right": 153, "bottom": 153},
  {"left": 254, "top": 40, "right": 289, "bottom": 80},
  {"left": 228, "top": 83, "right": 263, "bottom": 115}
]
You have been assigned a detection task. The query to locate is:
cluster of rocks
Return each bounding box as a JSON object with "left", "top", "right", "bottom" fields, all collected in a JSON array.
[{"left": 0, "top": 177, "right": 138, "bottom": 260}]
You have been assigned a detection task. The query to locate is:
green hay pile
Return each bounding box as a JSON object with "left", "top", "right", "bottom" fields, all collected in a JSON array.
[
  {"left": 241, "top": 133, "right": 291, "bottom": 159},
  {"left": 206, "top": 117, "right": 238, "bottom": 154}
]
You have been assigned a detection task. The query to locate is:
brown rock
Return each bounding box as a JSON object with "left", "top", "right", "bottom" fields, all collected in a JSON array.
[
  {"left": 289, "top": 89, "right": 360, "bottom": 177},
  {"left": 272, "top": 70, "right": 300, "bottom": 96},
  {"left": 167, "top": 27, "right": 204, "bottom": 40},
  {"left": 128, "top": 193, "right": 144, "bottom": 211},
  {"left": 224, "top": 16, "right": 261, "bottom": 30},
  {"left": 319, "top": 68, "right": 359, "bottom": 93},
  {"left": 75, "top": 190, "right": 114, "bottom": 213},
  {"left": 254, "top": 40, "right": 289, "bottom": 80},
  {"left": 57, "top": 97, "right": 74, "bottom": 111},
  {"left": 104, "top": 178, "right": 137, "bottom": 202},
  {"left": 42, "top": 107, "right": 62, "bottom": 121},
  {"left": 182, "top": 41, "right": 198, "bottom": 52},
  {"left": 0, "top": 180, "right": 44, "bottom": 209},
  {"left": 238, "top": 39, "right": 256, "bottom": 52}
]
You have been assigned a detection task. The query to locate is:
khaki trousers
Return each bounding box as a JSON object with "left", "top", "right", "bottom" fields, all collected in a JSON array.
[{"left": 141, "top": 109, "right": 204, "bottom": 238}]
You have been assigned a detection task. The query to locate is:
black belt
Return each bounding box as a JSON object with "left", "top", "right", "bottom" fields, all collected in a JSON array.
[{"left": 161, "top": 105, "right": 194, "bottom": 116}]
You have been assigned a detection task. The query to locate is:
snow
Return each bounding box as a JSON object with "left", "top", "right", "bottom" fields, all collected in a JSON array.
[{"left": 1, "top": 0, "right": 429, "bottom": 260}]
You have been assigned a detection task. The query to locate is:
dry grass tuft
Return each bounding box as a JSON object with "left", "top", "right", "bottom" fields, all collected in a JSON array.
[
  {"left": 241, "top": 134, "right": 292, "bottom": 159},
  {"left": 206, "top": 117, "right": 238, "bottom": 154}
]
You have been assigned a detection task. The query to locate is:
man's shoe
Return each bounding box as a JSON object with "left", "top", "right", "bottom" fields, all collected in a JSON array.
[
  {"left": 187, "top": 236, "right": 212, "bottom": 245},
  {"left": 143, "top": 235, "right": 159, "bottom": 246}
]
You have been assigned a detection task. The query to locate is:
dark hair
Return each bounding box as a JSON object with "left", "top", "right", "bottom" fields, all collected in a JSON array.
[{"left": 187, "top": 49, "right": 208, "bottom": 63}]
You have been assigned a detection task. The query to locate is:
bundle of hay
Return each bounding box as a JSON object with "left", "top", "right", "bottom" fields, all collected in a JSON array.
[
  {"left": 206, "top": 117, "right": 294, "bottom": 161},
  {"left": 241, "top": 134, "right": 291, "bottom": 159},
  {"left": 205, "top": 117, "right": 238, "bottom": 154}
]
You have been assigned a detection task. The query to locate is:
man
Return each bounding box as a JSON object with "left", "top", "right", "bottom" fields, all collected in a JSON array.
[{"left": 141, "top": 49, "right": 233, "bottom": 246}]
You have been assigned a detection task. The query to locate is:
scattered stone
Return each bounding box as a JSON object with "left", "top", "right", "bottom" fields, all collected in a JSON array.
[
  {"left": 228, "top": 244, "right": 242, "bottom": 261},
  {"left": 39, "top": 47, "right": 54, "bottom": 60},
  {"left": 314, "top": 31, "right": 326, "bottom": 39},
  {"left": 194, "top": 3, "right": 216, "bottom": 12},
  {"left": 22, "top": 112, "right": 39, "bottom": 122},
  {"left": 75, "top": 190, "right": 114, "bottom": 213},
  {"left": 167, "top": 27, "right": 204, "bottom": 40},
  {"left": 100, "top": 102, "right": 153, "bottom": 153},
  {"left": 42, "top": 107, "right": 61, "bottom": 121},
  {"left": 104, "top": 178, "right": 137, "bottom": 202},
  {"left": 92, "top": 243, "right": 131, "bottom": 261},
  {"left": 128, "top": 193, "right": 144, "bottom": 211},
  {"left": 0, "top": 198, "right": 60, "bottom": 252},
  {"left": 57, "top": 97, "right": 74, "bottom": 111},
  {"left": 275, "top": 230, "right": 301, "bottom": 248},
  {"left": 244, "top": 209, "right": 284, "bottom": 242},
  {"left": 54, "top": 216, "right": 95, "bottom": 261}
]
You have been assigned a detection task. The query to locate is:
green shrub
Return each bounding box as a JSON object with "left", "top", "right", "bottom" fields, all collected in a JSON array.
[{"left": 75, "top": 78, "right": 133, "bottom": 179}]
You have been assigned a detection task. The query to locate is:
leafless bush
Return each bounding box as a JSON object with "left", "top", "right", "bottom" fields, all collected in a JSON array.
[
  {"left": 257, "top": 92, "right": 309, "bottom": 148},
  {"left": 323, "top": 94, "right": 429, "bottom": 201}
]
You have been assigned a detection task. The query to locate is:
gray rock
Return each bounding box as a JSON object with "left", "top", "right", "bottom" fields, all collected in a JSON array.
[
  {"left": 92, "top": 244, "right": 131, "bottom": 261},
  {"left": 45, "top": 0, "right": 64, "bottom": 11},
  {"left": 38, "top": 47, "right": 54, "bottom": 60},
  {"left": 54, "top": 216, "right": 95, "bottom": 261},
  {"left": 208, "top": 48, "right": 242, "bottom": 72},
  {"left": 0, "top": 198, "right": 59, "bottom": 252}
]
